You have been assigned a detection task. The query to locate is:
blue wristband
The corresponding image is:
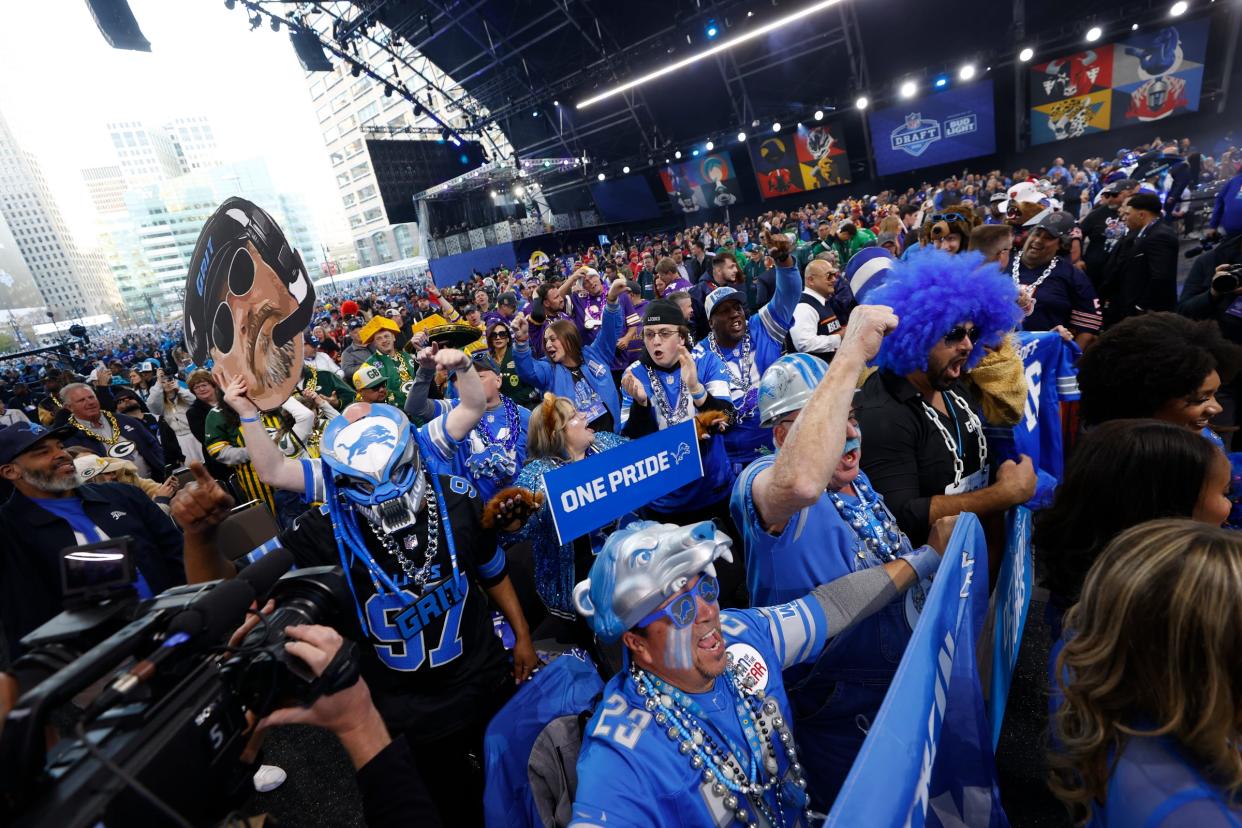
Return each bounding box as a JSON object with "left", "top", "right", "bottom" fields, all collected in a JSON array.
[{"left": 240, "top": 415, "right": 260, "bottom": 423}]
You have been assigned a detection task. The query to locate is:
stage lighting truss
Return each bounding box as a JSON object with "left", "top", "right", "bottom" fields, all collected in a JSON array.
[{"left": 412, "top": 157, "right": 582, "bottom": 202}]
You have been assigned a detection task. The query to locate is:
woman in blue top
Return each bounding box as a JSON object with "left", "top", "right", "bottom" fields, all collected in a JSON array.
[
  {"left": 497, "top": 393, "right": 634, "bottom": 653},
  {"left": 1050, "top": 519, "right": 1242, "bottom": 827},
  {"left": 511, "top": 275, "right": 629, "bottom": 433}
]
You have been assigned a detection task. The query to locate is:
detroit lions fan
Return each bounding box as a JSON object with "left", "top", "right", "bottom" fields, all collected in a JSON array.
[
  {"left": 693, "top": 230, "right": 801, "bottom": 474},
  {"left": 404, "top": 348, "right": 531, "bottom": 503},
  {"left": 731, "top": 338, "right": 954, "bottom": 807},
  {"left": 180, "top": 348, "right": 535, "bottom": 827}
]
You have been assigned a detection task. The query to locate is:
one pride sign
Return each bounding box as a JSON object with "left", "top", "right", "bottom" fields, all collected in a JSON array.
[{"left": 542, "top": 420, "right": 703, "bottom": 544}]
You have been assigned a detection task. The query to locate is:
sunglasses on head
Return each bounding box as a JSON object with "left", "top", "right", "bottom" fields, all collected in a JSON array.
[
  {"left": 943, "top": 324, "right": 982, "bottom": 345},
  {"left": 930, "top": 212, "right": 967, "bottom": 224},
  {"left": 637, "top": 574, "right": 720, "bottom": 629}
]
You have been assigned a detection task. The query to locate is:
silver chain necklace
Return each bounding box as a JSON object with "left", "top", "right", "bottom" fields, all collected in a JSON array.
[
  {"left": 645, "top": 365, "right": 690, "bottom": 426},
  {"left": 375, "top": 475, "right": 441, "bottom": 592},
  {"left": 708, "top": 332, "right": 757, "bottom": 424},
  {"left": 1011, "top": 254, "right": 1059, "bottom": 296},
  {"left": 919, "top": 389, "right": 987, "bottom": 489}
]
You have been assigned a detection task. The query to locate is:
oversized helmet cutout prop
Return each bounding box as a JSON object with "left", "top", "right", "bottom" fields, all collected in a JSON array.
[{"left": 183, "top": 197, "right": 315, "bottom": 410}]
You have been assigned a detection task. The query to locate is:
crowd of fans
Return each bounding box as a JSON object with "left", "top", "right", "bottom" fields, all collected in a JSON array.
[{"left": 1, "top": 127, "right": 1241, "bottom": 828}]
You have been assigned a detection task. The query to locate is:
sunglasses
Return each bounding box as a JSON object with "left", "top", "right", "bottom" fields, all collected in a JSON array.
[
  {"left": 210, "top": 247, "right": 257, "bottom": 354},
  {"left": 930, "top": 212, "right": 967, "bottom": 224},
  {"left": 944, "top": 324, "right": 982, "bottom": 345},
  {"left": 637, "top": 574, "right": 720, "bottom": 629},
  {"left": 490, "top": 330, "right": 510, "bottom": 339}
]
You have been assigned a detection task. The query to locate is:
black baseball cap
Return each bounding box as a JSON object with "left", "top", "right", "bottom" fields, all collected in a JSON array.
[
  {"left": 0, "top": 421, "right": 74, "bottom": 465},
  {"left": 642, "top": 300, "right": 687, "bottom": 327},
  {"left": 1030, "top": 211, "right": 1077, "bottom": 239}
]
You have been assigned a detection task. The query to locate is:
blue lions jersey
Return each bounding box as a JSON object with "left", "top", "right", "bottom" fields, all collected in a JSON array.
[
  {"left": 438, "top": 398, "right": 531, "bottom": 504},
  {"left": 988, "top": 331, "right": 1079, "bottom": 505},
  {"left": 620, "top": 351, "right": 733, "bottom": 512},
  {"left": 693, "top": 265, "right": 801, "bottom": 469},
  {"left": 571, "top": 602, "right": 828, "bottom": 828}
]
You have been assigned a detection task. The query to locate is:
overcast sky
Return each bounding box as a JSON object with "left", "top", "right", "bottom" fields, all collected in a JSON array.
[{"left": 0, "top": 0, "right": 351, "bottom": 249}]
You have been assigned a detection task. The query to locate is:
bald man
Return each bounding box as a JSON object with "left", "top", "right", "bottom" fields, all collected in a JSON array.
[{"left": 787, "top": 258, "right": 847, "bottom": 362}]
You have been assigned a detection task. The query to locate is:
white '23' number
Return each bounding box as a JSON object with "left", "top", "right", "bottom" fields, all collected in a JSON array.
[{"left": 591, "top": 693, "right": 652, "bottom": 750}]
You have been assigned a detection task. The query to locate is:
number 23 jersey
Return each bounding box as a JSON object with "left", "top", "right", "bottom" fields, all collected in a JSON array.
[{"left": 278, "top": 474, "right": 511, "bottom": 739}]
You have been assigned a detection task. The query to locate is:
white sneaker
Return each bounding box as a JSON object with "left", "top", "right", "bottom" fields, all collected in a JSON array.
[{"left": 253, "top": 764, "right": 287, "bottom": 792}]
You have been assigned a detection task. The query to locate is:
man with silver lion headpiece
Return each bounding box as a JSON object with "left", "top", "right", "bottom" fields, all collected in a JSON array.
[
  {"left": 175, "top": 345, "right": 537, "bottom": 827},
  {"left": 569, "top": 307, "right": 947, "bottom": 828},
  {"left": 730, "top": 351, "right": 958, "bottom": 809}
]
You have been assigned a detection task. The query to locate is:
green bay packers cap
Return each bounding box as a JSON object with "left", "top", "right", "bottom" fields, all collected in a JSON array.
[{"left": 352, "top": 363, "right": 386, "bottom": 391}]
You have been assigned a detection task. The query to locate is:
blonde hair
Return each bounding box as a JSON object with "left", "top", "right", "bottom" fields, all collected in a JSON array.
[
  {"left": 527, "top": 393, "right": 577, "bottom": 461},
  {"left": 1049, "top": 519, "right": 1242, "bottom": 824}
]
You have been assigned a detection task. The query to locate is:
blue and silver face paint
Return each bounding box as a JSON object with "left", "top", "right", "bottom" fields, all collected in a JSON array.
[{"left": 663, "top": 621, "right": 696, "bottom": 671}]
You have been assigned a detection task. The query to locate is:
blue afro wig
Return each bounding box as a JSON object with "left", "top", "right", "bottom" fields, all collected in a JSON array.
[{"left": 870, "top": 249, "right": 1023, "bottom": 376}]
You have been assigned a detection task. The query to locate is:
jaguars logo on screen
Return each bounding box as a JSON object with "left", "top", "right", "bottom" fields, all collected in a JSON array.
[{"left": 889, "top": 112, "right": 942, "bottom": 157}]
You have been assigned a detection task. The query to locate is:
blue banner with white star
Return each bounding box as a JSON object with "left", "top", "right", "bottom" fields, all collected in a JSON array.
[
  {"left": 541, "top": 420, "right": 703, "bottom": 544},
  {"left": 826, "top": 513, "right": 1010, "bottom": 828}
]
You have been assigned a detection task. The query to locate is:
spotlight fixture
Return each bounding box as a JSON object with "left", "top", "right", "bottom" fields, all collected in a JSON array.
[
  {"left": 705, "top": 19, "right": 720, "bottom": 39},
  {"left": 814, "top": 109, "right": 824, "bottom": 120},
  {"left": 351, "top": 64, "right": 361, "bottom": 77},
  {"left": 692, "top": 149, "right": 700, "bottom": 156},
  {"left": 705, "top": 140, "right": 715, "bottom": 150},
  {"left": 597, "top": 172, "right": 606, "bottom": 181},
  {"left": 855, "top": 96, "right": 869, "bottom": 110},
  {"left": 1086, "top": 25, "right": 1102, "bottom": 42},
  {"left": 772, "top": 121, "right": 781, "bottom": 132},
  {"left": 249, "top": 13, "right": 262, "bottom": 29},
  {"left": 899, "top": 80, "right": 917, "bottom": 98},
  {"left": 622, "top": 165, "right": 631, "bottom": 173},
  {"left": 737, "top": 131, "right": 747, "bottom": 141},
  {"left": 958, "top": 63, "right": 976, "bottom": 81},
  {"left": 384, "top": 85, "right": 394, "bottom": 98},
  {"left": 1018, "top": 46, "right": 1035, "bottom": 62},
  {"left": 1132, "top": 22, "right": 1140, "bottom": 30},
  {"left": 665, "top": 157, "right": 670, "bottom": 163},
  {"left": 532, "top": 110, "right": 539, "bottom": 117},
  {"left": 675, "top": 150, "right": 682, "bottom": 159},
  {"left": 224, "top": 0, "right": 235, "bottom": 8},
  {"left": 554, "top": 100, "right": 560, "bottom": 106},
  {"left": 1170, "top": 0, "right": 1187, "bottom": 15},
  {"left": 933, "top": 75, "right": 949, "bottom": 89},
  {"left": 489, "top": 190, "right": 497, "bottom": 198},
  {"left": 514, "top": 185, "right": 525, "bottom": 196},
  {"left": 270, "top": 17, "right": 280, "bottom": 31}
]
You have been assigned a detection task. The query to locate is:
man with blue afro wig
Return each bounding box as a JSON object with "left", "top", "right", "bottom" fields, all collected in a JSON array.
[{"left": 855, "top": 249, "right": 1037, "bottom": 547}]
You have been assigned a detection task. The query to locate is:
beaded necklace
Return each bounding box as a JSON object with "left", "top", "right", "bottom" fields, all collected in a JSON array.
[
  {"left": 708, "top": 332, "right": 758, "bottom": 425},
  {"left": 632, "top": 656, "right": 810, "bottom": 828},
  {"left": 467, "top": 397, "right": 522, "bottom": 480},
  {"left": 645, "top": 365, "right": 689, "bottom": 426},
  {"left": 828, "top": 475, "right": 903, "bottom": 566},
  {"left": 1011, "top": 254, "right": 1059, "bottom": 297}
]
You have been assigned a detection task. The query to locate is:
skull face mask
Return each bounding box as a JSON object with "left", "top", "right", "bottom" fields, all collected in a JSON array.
[{"left": 320, "top": 403, "right": 426, "bottom": 534}]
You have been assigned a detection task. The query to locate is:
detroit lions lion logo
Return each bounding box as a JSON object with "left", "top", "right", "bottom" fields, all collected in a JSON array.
[
  {"left": 328, "top": 416, "right": 403, "bottom": 476},
  {"left": 672, "top": 442, "right": 691, "bottom": 465},
  {"left": 346, "top": 425, "right": 396, "bottom": 464}
]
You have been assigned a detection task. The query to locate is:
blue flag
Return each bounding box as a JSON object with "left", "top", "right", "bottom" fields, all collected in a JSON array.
[
  {"left": 541, "top": 419, "right": 702, "bottom": 544},
  {"left": 990, "top": 507, "right": 1033, "bottom": 748},
  {"left": 827, "top": 513, "right": 1009, "bottom": 828}
]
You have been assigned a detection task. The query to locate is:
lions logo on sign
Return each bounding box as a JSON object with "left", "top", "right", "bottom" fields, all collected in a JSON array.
[{"left": 890, "top": 112, "right": 942, "bottom": 157}]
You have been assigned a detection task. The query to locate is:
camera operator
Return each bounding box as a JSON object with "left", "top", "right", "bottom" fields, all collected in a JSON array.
[
  {"left": 1177, "top": 232, "right": 1242, "bottom": 442},
  {"left": 254, "top": 624, "right": 441, "bottom": 828},
  {"left": 0, "top": 422, "right": 184, "bottom": 660}
]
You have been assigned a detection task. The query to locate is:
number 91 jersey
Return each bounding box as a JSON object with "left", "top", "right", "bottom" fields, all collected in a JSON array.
[{"left": 278, "top": 473, "right": 512, "bottom": 739}]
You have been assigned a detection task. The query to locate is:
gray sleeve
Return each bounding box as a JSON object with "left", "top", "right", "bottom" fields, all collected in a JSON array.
[
  {"left": 403, "top": 366, "right": 438, "bottom": 424},
  {"left": 214, "top": 445, "right": 250, "bottom": 465},
  {"left": 810, "top": 566, "right": 898, "bottom": 640}
]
